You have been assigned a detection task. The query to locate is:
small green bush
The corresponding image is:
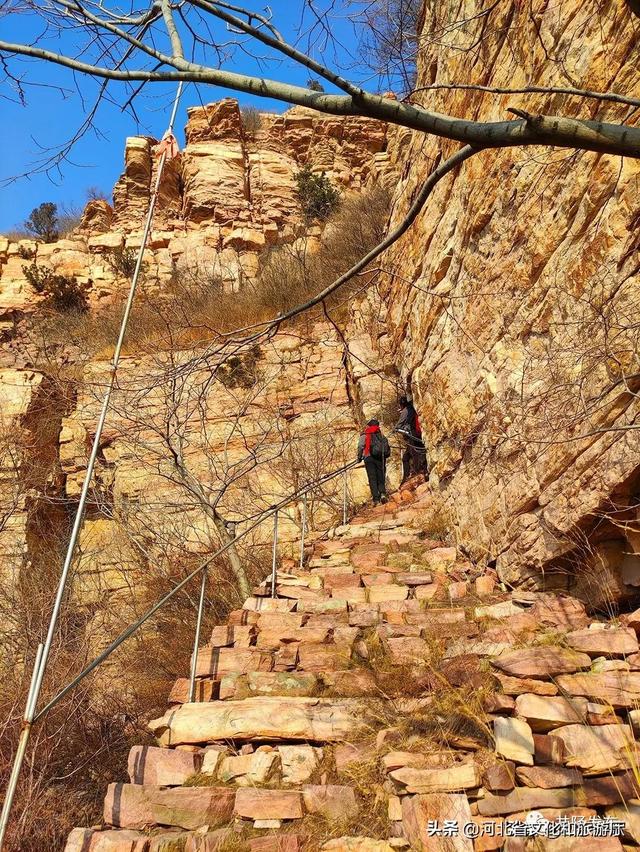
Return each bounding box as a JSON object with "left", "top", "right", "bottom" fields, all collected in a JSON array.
[
  {"left": 17, "top": 245, "right": 35, "bottom": 260},
  {"left": 294, "top": 164, "right": 341, "bottom": 222},
  {"left": 23, "top": 263, "right": 89, "bottom": 313},
  {"left": 24, "top": 202, "right": 59, "bottom": 243}
]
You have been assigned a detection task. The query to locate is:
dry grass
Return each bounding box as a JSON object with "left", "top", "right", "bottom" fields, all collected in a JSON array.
[
  {"left": 257, "top": 187, "right": 390, "bottom": 325},
  {"left": 26, "top": 187, "right": 390, "bottom": 373},
  {"left": 0, "top": 516, "right": 249, "bottom": 851},
  {"left": 183, "top": 771, "right": 229, "bottom": 788},
  {"left": 398, "top": 699, "right": 493, "bottom": 752},
  {"left": 302, "top": 805, "right": 390, "bottom": 846},
  {"left": 422, "top": 499, "right": 455, "bottom": 544},
  {"left": 347, "top": 621, "right": 496, "bottom": 758},
  {"left": 240, "top": 105, "right": 262, "bottom": 138}
]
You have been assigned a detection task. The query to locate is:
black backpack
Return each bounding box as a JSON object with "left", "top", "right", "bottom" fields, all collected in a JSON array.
[{"left": 370, "top": 431, "right": 391, "bottom": 460}]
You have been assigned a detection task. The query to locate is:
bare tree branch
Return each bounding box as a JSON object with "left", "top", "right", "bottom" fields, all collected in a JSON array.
[
  {"left": 1, "top": 0, "right": 639, "bottom": 159},
  {"left": 408, "top": 82, "right": 640, "bottom": 111}
]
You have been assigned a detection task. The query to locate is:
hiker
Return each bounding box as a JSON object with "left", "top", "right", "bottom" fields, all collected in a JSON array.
[
  {"left": 395, "top": 395, "right": 428, "bottom": 485},
  {"left": 357, "top": 418, "right": 391, "bottom": 505}
]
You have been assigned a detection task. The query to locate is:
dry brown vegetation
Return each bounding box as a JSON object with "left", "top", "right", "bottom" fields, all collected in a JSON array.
[
  {"left": 0, "top": 530, "right": 256, "bottom": 851},
  {"left": 0, "top": 188, "right": 391, "bottom": 848},
  {"left": 0, "top": 390, "right": 267, "bottom": 851},
  {"left": 24, "top": 187, "right": 390, "bottom": 371}
]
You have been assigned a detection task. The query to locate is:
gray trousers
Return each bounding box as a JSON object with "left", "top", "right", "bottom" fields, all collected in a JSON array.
[{"left": 364, "top": 456, "right": 386, "bottom": 501}]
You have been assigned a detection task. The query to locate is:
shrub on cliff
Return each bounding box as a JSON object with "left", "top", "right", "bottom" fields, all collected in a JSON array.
[
  {"left": 258, "top": 186, "right": 390, "bottom": 319},
  {"left": 295, "top": 165, "right": 341, "bottom": 222},
  {"left": 23, "top": 262, "right": 89, "bottom": 313},
  {"left": 23, "top": 202, "right": 60, "bottom": 243},
  {"left": 104, "top": 245, "right": 139, "bottom": 279},
  {"left": 240, "top": 105, "right": 262, "bottom": 137},
  {"left": 217, "top": 345, "right": 262, "bottom": 389}
]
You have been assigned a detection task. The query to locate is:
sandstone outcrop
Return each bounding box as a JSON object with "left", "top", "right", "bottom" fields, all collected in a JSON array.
[
  {"left": 3, "top": 1, "right": 640, "bottom": 847},
  {"left": 354, "top": 0, "right": 640, "bottom": 600},
  {"left": 62, "top": 485, "right": 640, "bottom": 849},
  {"left": 0, "top": 97, "right": 394, "bottom": 313}
]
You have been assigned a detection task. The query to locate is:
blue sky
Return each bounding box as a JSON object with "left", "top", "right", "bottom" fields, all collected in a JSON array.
[{"left": 0, "top": 3, "right": 364, "bottom": 232}]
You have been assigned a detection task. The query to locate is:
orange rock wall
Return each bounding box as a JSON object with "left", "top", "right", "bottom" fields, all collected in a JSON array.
[{"left": 368, "top": 0, "right": 640, "bottom": 596}]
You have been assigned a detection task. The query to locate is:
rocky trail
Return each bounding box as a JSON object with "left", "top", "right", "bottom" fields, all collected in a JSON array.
[{"left": 64, "top": 479, "right": 640, "bottom": 852}]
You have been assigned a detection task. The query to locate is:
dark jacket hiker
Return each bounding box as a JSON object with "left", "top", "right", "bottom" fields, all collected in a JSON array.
[
  {"left": 395, "top": 396, "right": 428, "bottom": 484},
  {"left": 357, "top": 419, "right": 390, "bottom": 505}
]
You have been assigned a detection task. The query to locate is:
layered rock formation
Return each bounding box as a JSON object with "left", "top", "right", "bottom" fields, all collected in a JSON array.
[
  {"left": 0, "top": 369, "right": 45, "bottom": 581},
  {"left": 59, "top": 325, "right": 381, "bottom": 636},
  {"left": 362, "top": 0, "right": 640, "bottom": 599},
  {"left": 0, "top": 99, "right": 398, "bottom": 633},
  {"left": 0, "top": 98, "right": 393, "bottom": 320},
  {"left": 64, "top": 483, "right": 640, "bottom": 851},
  {"left": 2, "top": 3, "right": 639, "bottom": 612},
  {"left": 3, "top": 1, "right": 640, "bottom": 844}
]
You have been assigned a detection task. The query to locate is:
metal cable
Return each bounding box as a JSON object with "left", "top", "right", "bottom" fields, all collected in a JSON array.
[
  {"left": 33, "top": 458, "right": 359, "bottom": 723},
  {"left": 0, "top": 84, "right": 184, "bottom": 849}
]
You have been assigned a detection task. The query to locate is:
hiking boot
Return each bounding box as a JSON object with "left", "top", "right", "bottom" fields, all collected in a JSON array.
[
  {"left": 373, "top": 499, "right": 380, "bottom": 506},
  {"left": 380, "top": 494, "right": 388, "bottom": 504}
]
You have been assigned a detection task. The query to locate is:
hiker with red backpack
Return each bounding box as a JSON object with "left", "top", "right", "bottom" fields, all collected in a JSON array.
[
  {"left": 395, "top": 395, "right": 428, "bottom": 485},
  {"left": 357, "top": 419, "right": 391, "bottom": 505}
]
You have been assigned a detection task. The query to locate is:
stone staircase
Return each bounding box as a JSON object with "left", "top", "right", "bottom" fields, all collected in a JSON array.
[{"left": 65, "top": 480, "right": 640, "bottom": 851}]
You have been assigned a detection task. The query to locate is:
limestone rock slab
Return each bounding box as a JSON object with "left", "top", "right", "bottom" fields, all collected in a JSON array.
[
  {"left": 103, "top": 783, "right": 234, "bottom": 830},
  {"left": 491, "top": 647, "right": 591, "bottom": 678},
  {"left": 234, "top": 788, "right": 303, "bottom": 821},
  {"left": 565, "top": 626, "right": 639, "bottom": 657},
  {"left": 127, "top": 746, "right": 201, "bottom": 786},
  {"left": 477, "top": 787, "right": 575, "bottom": 816},
  {"left": 556, "top": 670, "right": 640, "bottom": 708},
  {"left": 149, "top": 697, "right": 362, "bottom": 745},
  {"left": 494, "top": 717, "right": 534, "bottom": 765},
  {"left": 390, "top": 763, "right": 481, "bottom": 793},
  {"left": 514, "top": 694, "right": 588, "bottom": 731},
  {"left": 549, "top": 723, "right": 635, "bottom": 774},
  {"left": 302, "top": 785, "right": 359, "bottom": 820},
  {"left": 402, "top": 793, "right": 473, "bottom": 851}
]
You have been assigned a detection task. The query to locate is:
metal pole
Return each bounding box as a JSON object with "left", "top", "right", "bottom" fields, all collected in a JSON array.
[
  {"left": 0, "top": 643, "right": 42, "bottom": 849},
  {"left": 188, "top": 567, "right": 207, "bottom": 703},
  {"left": 33, "top": 462, "right": 358, "bottom": 726},
  {"left": 343, "top": 470, "right": 348, "bottom": 526},
  {"left": 0, "top": 85, "right": 184, "bottom": 851},
  {"left": 271, "top": 509, "right": 279, "bottom": 598},
  {"left": 299, "top": 493, "right": 307, "bottom": 569}
]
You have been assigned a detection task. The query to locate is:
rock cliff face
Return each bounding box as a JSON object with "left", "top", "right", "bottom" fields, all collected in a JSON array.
[
  {"left": 59, "top": 325, "right": 380, "bottom": 639},
  {"left": 4, "top": 1, "right": 640, "bottom": 848},
  {"left": 1, "top": 0, "right": 639, "bottom": 643},
  {"left": 0, "top": 99, "right": 398, "bottom": 641},
  {"left": 0, "top": 98, "right": 392, "bottom": 322},
  {"left": 364, "top": 0, "right": 640, "bottom": 603}
]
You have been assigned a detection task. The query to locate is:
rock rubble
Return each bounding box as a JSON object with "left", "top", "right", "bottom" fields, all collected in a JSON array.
[{"left": 64, "top": 480, "right": 640, "bottom": 850}]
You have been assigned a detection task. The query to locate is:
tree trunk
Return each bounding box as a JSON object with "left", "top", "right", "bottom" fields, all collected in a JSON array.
[{"left": 212, "top": 511, "right": 251, "bottom": 601}]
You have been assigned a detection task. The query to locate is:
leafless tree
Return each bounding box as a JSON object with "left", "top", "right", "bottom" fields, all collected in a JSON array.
[
  {"left": 0, "top": 0, "right": 638, "bottom": 162},
  {"left": 357, "top": 0, "right": 422, "bottom": 94}
]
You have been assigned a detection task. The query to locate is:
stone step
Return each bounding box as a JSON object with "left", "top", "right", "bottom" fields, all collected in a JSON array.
[
  {"left": 149, "top": 697, "right": 364, "bottom": 746},
  {"left": 64, "top": 482, "right": 640, "bottom": 852},
  {"left": 103, "top": 782, "right": 235, "bottom": 831}
]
